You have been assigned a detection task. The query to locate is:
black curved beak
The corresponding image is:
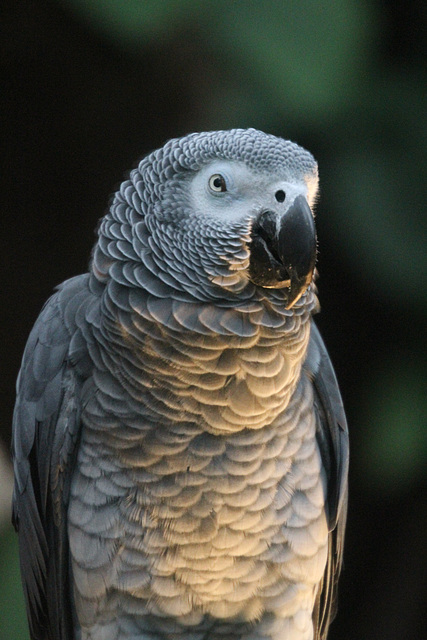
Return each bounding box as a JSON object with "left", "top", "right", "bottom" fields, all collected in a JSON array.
[{"left": 249, "top": 195, "right": 317, "bottom": 309}]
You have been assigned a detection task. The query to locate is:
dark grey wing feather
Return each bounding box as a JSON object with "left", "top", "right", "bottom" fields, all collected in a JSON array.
[
  {"left": 12, "top": 275, "right": 93, "bottom": 640},
  {"left": 304, "top": 320, "right": 349, "bottom": 640}
]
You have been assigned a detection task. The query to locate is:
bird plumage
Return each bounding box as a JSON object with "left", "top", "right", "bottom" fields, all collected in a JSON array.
[{"left": 12, "top": 129, "right": 348, "bottom": 640}]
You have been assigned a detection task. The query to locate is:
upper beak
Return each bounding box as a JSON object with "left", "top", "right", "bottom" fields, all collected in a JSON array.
[{"left": 249, "top": 195, "right": 317, "bottom": 309}]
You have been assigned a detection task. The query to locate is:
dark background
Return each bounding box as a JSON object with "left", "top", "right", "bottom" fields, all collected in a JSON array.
[{"left": 1, "top": 1, "right": 426, "bottom": 639}]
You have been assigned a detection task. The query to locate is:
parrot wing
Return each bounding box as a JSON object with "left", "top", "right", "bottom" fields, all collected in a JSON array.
[
  {"left": 304, "top": 321, "right": 349, "bottom": 640},
  {"left": 12, "top": 275, "right": 93, "bottom": 640}
]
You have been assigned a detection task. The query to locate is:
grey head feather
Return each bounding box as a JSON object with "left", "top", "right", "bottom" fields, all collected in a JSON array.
[{"left": 92, "top": 129, "right": 318, "bottom": 305}]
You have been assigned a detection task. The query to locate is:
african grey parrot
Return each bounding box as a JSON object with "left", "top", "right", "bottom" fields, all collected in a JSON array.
[{"left": 12, "top": 129, "right": 348, "bottom": 640}]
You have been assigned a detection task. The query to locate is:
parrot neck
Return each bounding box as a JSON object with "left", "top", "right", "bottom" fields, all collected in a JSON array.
[{"left": 87, "top": 281, "right": 315, "bottom": 436}]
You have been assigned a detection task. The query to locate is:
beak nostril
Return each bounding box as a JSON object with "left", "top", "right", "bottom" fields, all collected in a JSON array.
[{"left": 275, "top": 190, "right": 286, "bottom": 203}]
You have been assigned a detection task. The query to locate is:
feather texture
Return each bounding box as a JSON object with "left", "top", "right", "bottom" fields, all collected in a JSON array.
[{"left": 12, "top": 129, "right": 348, "bottom": 640}]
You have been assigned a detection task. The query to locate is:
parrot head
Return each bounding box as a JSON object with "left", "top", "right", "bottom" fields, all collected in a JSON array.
[{"left": 93, "top": 129, "right": 319, "bottom": 308}]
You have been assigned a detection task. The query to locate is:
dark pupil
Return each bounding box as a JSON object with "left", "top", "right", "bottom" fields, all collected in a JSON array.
[
  {"left": 275, "top": 190, "right": 286, "bottom": 203},
  {"left": 213, "top": 176, "right": 223, "bottom": 189}
]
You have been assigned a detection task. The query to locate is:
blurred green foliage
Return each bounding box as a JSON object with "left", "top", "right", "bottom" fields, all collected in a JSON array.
[
  {"left": 64, "top": 0, "right": 375, "bottom": 121},
  {"left": 358, "top": 356, "right": 427, "bottom": 492},
  {"left": 0, "top": 526, "right": 28, "bottom": 640}
]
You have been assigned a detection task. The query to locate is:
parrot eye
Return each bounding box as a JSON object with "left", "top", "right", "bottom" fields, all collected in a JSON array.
[{"left": 209, "top": 174, "right": 227, "bottom": 193}]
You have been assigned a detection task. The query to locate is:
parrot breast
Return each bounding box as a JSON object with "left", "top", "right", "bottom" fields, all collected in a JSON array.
[{"left": 68, "top": 288, "right": 328, "bottom": 638}]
